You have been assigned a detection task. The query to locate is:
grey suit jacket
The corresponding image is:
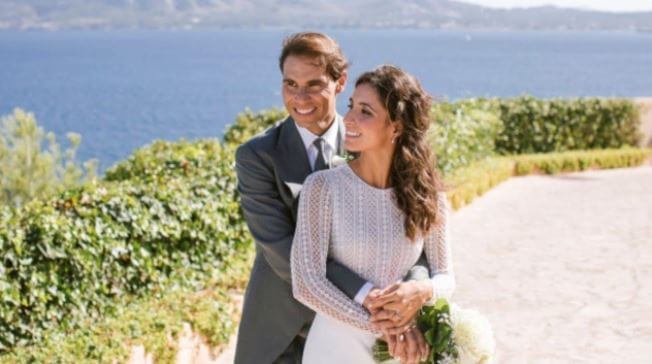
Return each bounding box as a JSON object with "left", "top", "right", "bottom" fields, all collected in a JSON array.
[{"left": 233, "top": 116, "right": 429, "bottom": 364}]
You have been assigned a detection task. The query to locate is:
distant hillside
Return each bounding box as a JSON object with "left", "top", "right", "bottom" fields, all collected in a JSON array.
[{"left": 1, "top": 0, "right": 651, "bottom": 31}]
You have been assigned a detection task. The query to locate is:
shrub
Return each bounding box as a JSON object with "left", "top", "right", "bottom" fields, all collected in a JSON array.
[
  {"left": 446, "top": 147, "right": 650, "bottom": 211},
  {"left": 222, "top": 108, "right": 287, "bottom": 148},
  {"left": 0, "top": 139, "right": 251, "bottom": 352},
  {"left": 429, "top": 99, "right": 503, "bottom": 176},
  {"left": 0, "top": 109, "right": 97, "bottom": 208},
  {"left": 512, "top": 147, "right": 649, "bottom": 176},
  {"left": 495, "top": 96, "right": 641, "bottom": 155},
  {"left": 446, "top": 157, "right": 514, "bottom": 210}
]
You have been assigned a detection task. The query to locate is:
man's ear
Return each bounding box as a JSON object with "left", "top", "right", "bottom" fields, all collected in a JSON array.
[{"left": 335, "top": 70, "right": 348, "bottom": 94}]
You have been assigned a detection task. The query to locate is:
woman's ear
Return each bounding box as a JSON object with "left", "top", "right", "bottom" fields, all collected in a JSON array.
[
  {"left": 393, "top": 121, "right": 403, "bottom": 139},
  {"left": 390, "top": 121, "right": 403, "bottom": 144}
]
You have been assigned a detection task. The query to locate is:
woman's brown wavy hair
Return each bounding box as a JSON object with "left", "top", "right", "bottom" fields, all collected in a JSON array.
[{"left": 355, "top": 65, "right": 445, "bottom": 241}]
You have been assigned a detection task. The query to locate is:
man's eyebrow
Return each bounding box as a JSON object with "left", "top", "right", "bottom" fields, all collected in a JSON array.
[
  {"left": 282, "top": 77, "right": 327, "bottom": 84},
  {"left": 306, "top": 79, "right": 328, "bottom": 85}
]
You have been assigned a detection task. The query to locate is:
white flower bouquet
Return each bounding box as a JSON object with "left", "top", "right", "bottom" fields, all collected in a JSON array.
[{"left": 372, "top": 299, "right": 495, "bottom": 364}]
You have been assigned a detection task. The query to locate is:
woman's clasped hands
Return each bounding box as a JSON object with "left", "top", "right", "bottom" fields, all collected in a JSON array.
[{"left": 363, "top": 280, "right": 434, "bottom": 364}]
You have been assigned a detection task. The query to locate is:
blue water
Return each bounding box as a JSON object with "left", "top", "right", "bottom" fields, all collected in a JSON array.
[{"left": 1, "top": 29, "right": 651, "bottom": 171}]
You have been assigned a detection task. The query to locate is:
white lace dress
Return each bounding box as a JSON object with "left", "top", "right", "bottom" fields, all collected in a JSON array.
[{"left": 290, "top": 164, "right": 455, "bottom": 363}]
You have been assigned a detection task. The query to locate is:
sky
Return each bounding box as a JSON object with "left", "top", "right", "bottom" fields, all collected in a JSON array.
[{"left": 458, "top": 0, "right": 652, "bottom": 12}]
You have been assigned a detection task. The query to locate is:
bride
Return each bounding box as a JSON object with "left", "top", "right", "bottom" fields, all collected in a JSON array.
[{"left": 290, "top": 65, "right": 455, "bottom": 364}]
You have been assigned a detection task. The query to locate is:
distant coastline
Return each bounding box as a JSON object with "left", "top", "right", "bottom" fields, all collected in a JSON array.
[{"left": 1, "top": 0, "right": 652, "bottom": 32}]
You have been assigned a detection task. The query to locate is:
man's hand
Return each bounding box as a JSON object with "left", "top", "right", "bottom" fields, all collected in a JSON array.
[
  {"left": 390, "top": 326, "right": 429, "bottom": 364},
  {"left": 368, "top": 280, "right": 432, "bottom": 334},
  {"left": 362, "top": 287, "right": 382, "bottom": 313}
]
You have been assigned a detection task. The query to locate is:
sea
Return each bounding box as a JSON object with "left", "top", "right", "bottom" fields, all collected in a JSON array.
[{"left": 1, "top": 29, "right": 651, "bottom": 171}]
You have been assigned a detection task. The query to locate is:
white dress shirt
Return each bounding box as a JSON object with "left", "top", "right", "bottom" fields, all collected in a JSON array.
[{"left": 294, "top": 118, "right": 339, "bottom": 171}]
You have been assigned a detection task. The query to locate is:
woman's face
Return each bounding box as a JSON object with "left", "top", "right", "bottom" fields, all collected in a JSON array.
[{"left": 343, "top": 83, "right": 399, "bottom": 153}]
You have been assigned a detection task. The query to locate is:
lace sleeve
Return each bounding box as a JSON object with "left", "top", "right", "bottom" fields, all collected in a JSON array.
[
  {"left": 290, "top": 172, "right": 376, "bottom": 333},
  {"left": 423, "top": 192, "right": 456, "bottom": 303}
]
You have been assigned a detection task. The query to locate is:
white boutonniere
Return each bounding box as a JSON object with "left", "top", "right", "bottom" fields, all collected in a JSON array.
[{"left": 331, "top": 155, "right": 348, "bottom": 168}]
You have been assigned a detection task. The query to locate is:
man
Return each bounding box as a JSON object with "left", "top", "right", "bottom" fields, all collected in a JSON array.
[{"left": 234, "top": 32, "right": 431, "bottom": 364}]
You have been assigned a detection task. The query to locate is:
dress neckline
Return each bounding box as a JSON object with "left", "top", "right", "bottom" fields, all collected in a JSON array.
[{"left": 344, "top": 163, "right": 394, "bottom": 193}]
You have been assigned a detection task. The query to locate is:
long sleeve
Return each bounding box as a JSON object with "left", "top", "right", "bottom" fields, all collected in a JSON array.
[
  {"left": 290, "top": 172, "right": 376, "bottom": 333},
  {"left": 423, "top": 192, "right": 456, "bottom": 304},
  {"left": 236, "top": 143, "right": 297, "bottom": 283}
]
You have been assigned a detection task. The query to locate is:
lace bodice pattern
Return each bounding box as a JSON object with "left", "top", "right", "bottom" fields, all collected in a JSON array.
[{"left": 290, "top": 164, "right": 455, "bottom": 333}]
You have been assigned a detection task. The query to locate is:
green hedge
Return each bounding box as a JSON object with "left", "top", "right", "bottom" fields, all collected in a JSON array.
[
  {"left": 1, "top": 248, "right": 253, "bottom": 364},
  {"left": 429, "top": 99, "right": 503, "bottom": 175},
  {"left": 446, "top": 157, "right": 514, "bottom": 210},
  {"left": 447, "top": 148, "right": 651, "bottom": 210},
  {"left": 494, "top": 96, "right": 641, "bottom": 155},
  {"left": 0, "top": 139, "right": 251, "bottom": 352},
  {"left": 511, "top": 147, "right": 649, "bottom": 176}
]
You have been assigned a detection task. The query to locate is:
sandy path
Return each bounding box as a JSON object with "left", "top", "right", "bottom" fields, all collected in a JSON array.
[{"left": 451, "top": 166, "right": 652, "bottom": 364}]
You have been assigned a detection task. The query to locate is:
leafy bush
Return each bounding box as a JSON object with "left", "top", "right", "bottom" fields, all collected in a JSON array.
[
  {"left": 494, "top": 96, "right": 641, "bottom": 155},
  {"left": 0, "top": 283, "right": 244, "bottom": 364},
  {"left": 0, "top": 139, "right": 251, "bottom": 352},
  {"left": 511, "top": 147, "right": 649, "bottom": 175},
  {"left": 429, "top": 99, "right": 503, "bottom": 176},
  {"left": 446, "top": 147, "right": 650, "bottom": 211},
  {"left": 0, "top": 109, "right": 97, "bottom": 208},
  {"left": 222, "top": 108, "right": 287, "bottom": 148},
  {"left": 446, "top": 157, "right": 514, "bottom": 210}
]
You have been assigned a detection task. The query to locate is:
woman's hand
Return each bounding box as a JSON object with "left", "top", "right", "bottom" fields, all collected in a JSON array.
[
  {"left": 384, "top": 328, "right": 429, "bottom": 364},
  {"left": 368, "top": 280, "right": 433, "bottom": 334}
]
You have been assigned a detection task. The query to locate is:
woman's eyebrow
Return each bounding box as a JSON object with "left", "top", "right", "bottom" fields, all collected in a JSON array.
[
  {"left": 359, "top": 102, "right": 376, "bottom": 112},
  {"left": 348, "top": 98, "right": 376, "bottom": 112}
]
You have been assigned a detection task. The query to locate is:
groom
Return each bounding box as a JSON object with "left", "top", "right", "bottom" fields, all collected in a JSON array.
[{"left": 234, "top": 32, "right": 430, "bottom": 364}]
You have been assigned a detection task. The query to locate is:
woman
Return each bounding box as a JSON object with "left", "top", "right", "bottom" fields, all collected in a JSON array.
[{"left": 290, "top": 65, "right": 455, "bottom": 363}]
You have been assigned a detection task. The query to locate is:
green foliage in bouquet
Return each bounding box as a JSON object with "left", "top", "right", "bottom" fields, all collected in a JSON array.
[
  {"left": 418, "top": 299, "right": 458, "bottom": 363},
  {"left": 373, "top": 299, "right": 457, "bottom": 364}
]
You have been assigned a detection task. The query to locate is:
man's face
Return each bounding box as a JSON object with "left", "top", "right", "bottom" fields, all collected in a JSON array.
[{"left": 281, "top": 55, "right": 346, "bottom": 136}]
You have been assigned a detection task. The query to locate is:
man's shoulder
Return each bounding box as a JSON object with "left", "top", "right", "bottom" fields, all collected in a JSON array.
[{"left": 237, "top": 116, "right": 290, "bottom": 155}]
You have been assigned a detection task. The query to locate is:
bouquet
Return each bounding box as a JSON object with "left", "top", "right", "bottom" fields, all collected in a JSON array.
[{"left": 372, "top": 299, "right": 495, "bottom": 364}]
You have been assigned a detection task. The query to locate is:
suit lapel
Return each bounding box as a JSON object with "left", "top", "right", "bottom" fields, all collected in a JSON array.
[
  {"left": 274, "top": 116, "right": 312, "bottom": 199},
  {"left": 275, "top": 115, "right": 345, "bottom": 203}
]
